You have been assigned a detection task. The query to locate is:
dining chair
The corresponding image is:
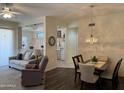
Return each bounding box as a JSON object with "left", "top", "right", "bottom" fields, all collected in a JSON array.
[
  {"left": 72, "top": 54, "right": 84, "bottom": 63},
  {"left": 79, "top": 63, "right": 99, "bottom": 89},
  {"left": 100, "top": 58, "right": 122, "bottom": 89},
  {"left": 72, "top": 54, "right": 84, "bottom": 82}
]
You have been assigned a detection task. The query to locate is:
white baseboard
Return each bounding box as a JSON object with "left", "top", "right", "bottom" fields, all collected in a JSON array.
[
  {"left": 57, "top": 62, "right": 74, "bottom": 68},
  {"left": 45, "top": 64, "right": 74, "bottom": 72},
  {"left": 57, "top": 65, "right": 74, "bottom": 68},
  {"left": 45, "top": 66, "right": 57, "bottom": 72}
]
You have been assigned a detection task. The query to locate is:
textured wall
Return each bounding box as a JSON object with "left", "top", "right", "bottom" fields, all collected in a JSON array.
[{"left": 78, "top": 13, "right": 124, "bottom": 76}]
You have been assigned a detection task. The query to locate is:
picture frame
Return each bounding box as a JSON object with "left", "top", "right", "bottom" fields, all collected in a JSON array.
[
  {"left": 48, "top": 36, "right": 56, "bottom": 46},
  {"left": 57, "top": 30, "right": 61, "bottom": 38}
]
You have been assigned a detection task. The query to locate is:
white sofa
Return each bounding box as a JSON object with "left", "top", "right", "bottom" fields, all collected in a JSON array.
[{"left": 9, "top": 49, "right": 43, "bottom": 70}]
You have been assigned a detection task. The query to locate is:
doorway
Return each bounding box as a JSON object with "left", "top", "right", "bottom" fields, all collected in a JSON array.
[
  {"left": 57, "top": 28, "right": 66, "bottom": 61},
  {"left": 57, "top": 27, "right": 78, "bottom": 68},
  {"left": 66, "top": 28, "right": 78, "bottom": 65},
  {"left": 0, "top": 28, "right": 14, "bottom": 66}
]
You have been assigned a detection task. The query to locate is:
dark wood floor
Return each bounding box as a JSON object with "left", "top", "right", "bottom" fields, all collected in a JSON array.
[{"left": 45, "top": 68, "right": 124, "bottom": 90}]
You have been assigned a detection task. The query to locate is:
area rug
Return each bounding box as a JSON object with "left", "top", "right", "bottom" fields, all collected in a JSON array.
[{"left": 0, "top": 66, "right": 44, "bottom": 90}]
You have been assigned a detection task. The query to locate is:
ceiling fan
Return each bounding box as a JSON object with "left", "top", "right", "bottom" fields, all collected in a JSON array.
[{"left": 0, "top": 4, "right": 22, "bottom": 19}]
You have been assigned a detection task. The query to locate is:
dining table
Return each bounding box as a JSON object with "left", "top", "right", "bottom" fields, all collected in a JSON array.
[{"left": 85, "top": 60, "right": 110, "bottom": 71}]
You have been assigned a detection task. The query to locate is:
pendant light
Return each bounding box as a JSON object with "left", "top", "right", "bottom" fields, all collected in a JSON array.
[{"left": 85, "top": 5, "right": 98, "bottom": 44}]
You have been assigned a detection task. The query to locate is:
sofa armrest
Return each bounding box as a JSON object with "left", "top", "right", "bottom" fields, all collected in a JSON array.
[
  {"left": 22, "top": 69, "right": 40, "bottom": 72},
  {"left": 28, "top": 59, "right": 37, "bottom": 64},
  {"left": 9, "top": 56, "right": 17, "bottom": 60}
]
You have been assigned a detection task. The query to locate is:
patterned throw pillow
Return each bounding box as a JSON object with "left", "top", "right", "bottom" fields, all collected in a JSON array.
[
  {"left": 23, "top": 51, "right": 33, "bottom": 60},
  {"left": 16, "top": 53, "right": 23, "bottom": 60}
]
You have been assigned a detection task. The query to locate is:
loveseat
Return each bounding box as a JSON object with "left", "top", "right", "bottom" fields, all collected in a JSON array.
[{"left": 9, "top": 49, "right": 43, "bottom": 70}]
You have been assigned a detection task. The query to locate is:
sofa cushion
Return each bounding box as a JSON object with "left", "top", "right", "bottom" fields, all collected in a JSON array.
[
  {"left": 10, "top": 60, "right": 29, "bottom": 66},
  {"left": 23, "top": 50, "right": 33, "bottom": 61},
  {"left": 19, "top": 61, "right": 29, "bottom": 66},
  {"left": 10, "top": 60, "right": 20, "bottom": 65}
]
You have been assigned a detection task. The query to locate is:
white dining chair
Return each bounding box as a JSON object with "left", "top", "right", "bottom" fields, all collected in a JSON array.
[
  {"left": 79, "top": 63, "right": 99, "bottom": 89},
  {"left": 100, "top": 58, "right": 122, "bottom": 89}
]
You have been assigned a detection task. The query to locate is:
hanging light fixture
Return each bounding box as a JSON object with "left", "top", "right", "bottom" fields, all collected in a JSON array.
[
  {"left": 85, "top": 5, "right": 98, "bottom": 44},
  {"left": 0, "top": 5, "right": 22, "bottom": 19}
]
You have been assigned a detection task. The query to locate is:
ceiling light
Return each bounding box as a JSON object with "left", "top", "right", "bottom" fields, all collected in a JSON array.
[
  {"left": 0, "top": 6, "right": 22, "bottom": 19},
  {"left": 3, "top": 13, "right": 12, "bottom": 18},
  {"left": 85, "top": 5, "right": 98, "bottom": 44},
  {"left": 86, "top": 34, "right": 98, "bottom": 44}
]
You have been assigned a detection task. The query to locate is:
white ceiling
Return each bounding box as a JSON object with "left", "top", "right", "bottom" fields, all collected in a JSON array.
[{"left": 1, "top": 3, "right": 124, "bottom": 24}]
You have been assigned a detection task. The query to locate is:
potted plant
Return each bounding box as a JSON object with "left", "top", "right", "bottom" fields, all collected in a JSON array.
[{"left": 92, "top": 56, "right": 98, "bottom": 63}]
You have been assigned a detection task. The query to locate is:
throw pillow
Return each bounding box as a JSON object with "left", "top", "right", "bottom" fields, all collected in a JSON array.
[
  {"left": 16, "top": 53, "right": 23, "bottom": 60},
  {"left": 23, "top": 50, "right": 33, "bottom": 60},
  {"left": 19, "top": 49, "right": 27, "bottom": 55}
]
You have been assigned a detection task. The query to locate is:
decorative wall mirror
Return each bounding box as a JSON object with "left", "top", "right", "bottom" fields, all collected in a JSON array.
[{"left": 48, "top": 36, "right": 56, "bottom": 46}]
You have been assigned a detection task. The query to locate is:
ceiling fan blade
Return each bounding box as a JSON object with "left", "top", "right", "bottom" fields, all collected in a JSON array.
[
  {"left": 0, "top": 13, "right": 4, "bottom": 15},
  {"left": 11, "top": 11, "right": 22, "bottom": 15}
]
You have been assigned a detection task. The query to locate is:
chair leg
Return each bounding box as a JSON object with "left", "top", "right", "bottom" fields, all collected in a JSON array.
[
  {"left": 80, "top": 81, "right": 84, "bottom": 89},
  {"left": 75, "top": 72, "right": 77, "bottom": 82},
  {"left": 96, "top": 79, "right": 102, "bottom": 89},
  {"left": 79, "top": 73, "right": 81, "bottom": 80},
  {"left": 116, "top": 76, "right": 119, "bottom": 84},
  {"left": 112, "top": 82, "right": 117, "bottom": 89},
  {"left": 112, "top": 76, "right": 119, "bottom": 89},
  {"left": 112, "top": 80, "right": 118, "bottom": 89}
]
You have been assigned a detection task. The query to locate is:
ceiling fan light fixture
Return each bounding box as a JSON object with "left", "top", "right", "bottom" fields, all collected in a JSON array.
[
  {"left": 2, "top": 7, "right": 10, "bottom": 11},
  {"left": 0, "top": 5, "right": 21, "bottom": 19},
  {"left": 3, "top": 13, "right": 12, "bottom": 18}
]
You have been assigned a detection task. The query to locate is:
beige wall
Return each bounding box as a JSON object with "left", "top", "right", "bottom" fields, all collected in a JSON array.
[
  {"left": 0, "top": 19, "right": 19, "bottom": 55},
  {"left": 78, "top": 13, "right": 124, "bottom": 76},
  {"left": 44, "top": 16, "right": 67, "bottom": 71}
]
